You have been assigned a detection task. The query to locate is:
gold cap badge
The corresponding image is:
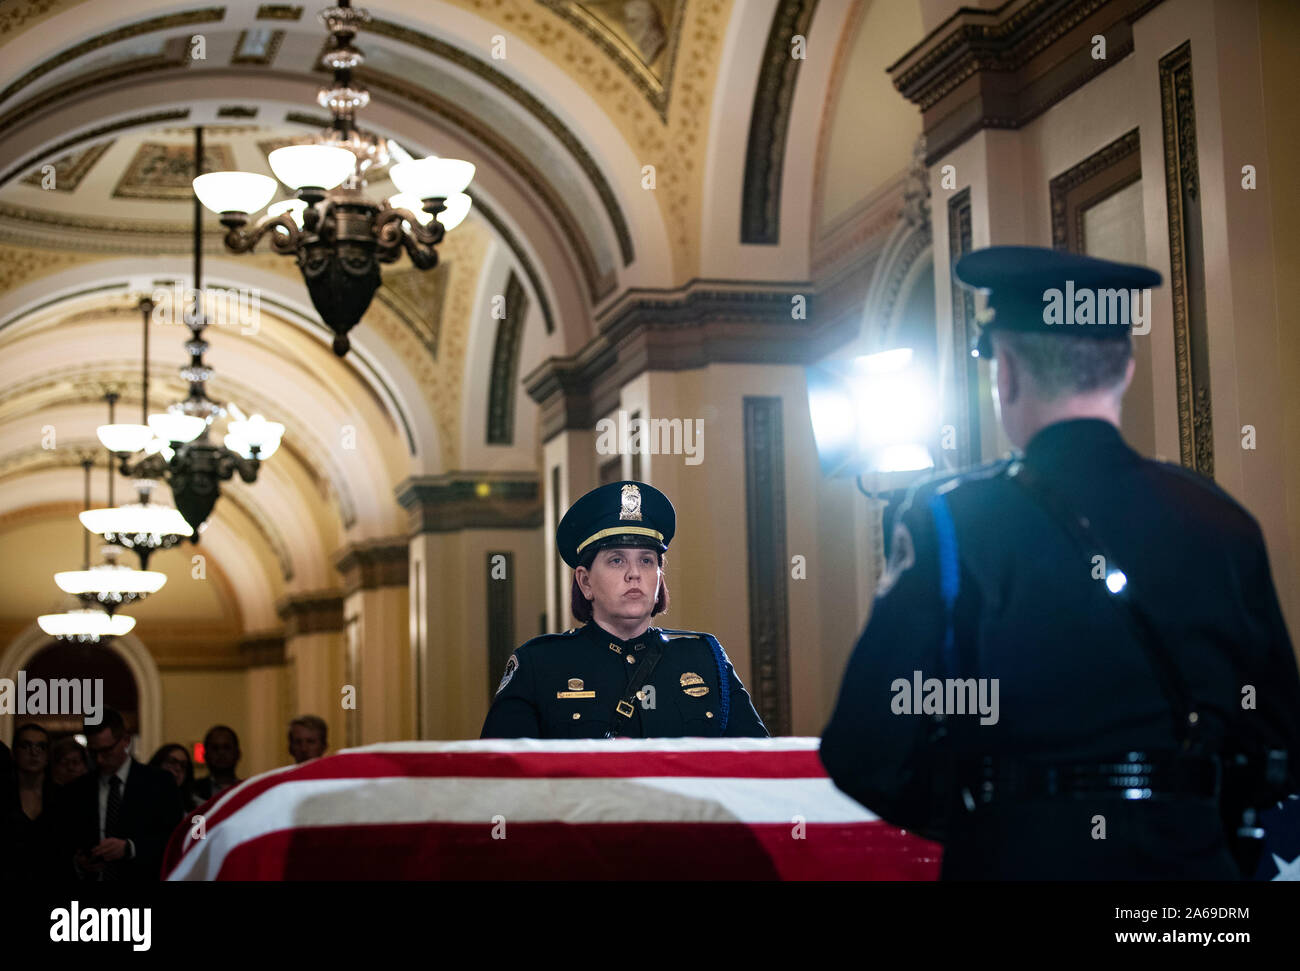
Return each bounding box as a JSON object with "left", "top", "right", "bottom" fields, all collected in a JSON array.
[{"left": 619, "top": 483, "right": 642, "bottom": 521}]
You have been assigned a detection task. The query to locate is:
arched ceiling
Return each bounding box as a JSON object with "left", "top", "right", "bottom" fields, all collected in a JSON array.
[{"left": 0, "top": 0, "right": 932, "bottom": 659}]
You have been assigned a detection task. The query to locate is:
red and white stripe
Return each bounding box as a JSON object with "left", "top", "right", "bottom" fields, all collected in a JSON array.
[{"left": 164, "top": 738, "right": 941, "bottom": 880}]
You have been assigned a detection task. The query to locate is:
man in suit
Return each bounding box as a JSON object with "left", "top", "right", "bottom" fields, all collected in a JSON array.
[
  {"left": 820, "top": 246, "right": 1300, "bottom": 879},
  {"left": 54, "top": 707, "right": 185, "bottom": 882}
]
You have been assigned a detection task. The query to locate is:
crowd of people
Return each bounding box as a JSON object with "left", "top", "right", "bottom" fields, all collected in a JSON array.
[{"left": 0, "top": 710, "right": 330, "bottom": 881}]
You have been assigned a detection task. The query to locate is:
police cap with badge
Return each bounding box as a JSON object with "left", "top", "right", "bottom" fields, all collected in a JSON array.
[
  {"left": 556, "top": 480, "right": 676, "bottom": 569},
  {"left": 954, "top": 245, "right": 1162, "bottom": 358}
]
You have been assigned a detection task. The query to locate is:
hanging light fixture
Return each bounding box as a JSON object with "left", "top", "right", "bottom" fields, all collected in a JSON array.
[
  {"left": 98, "top": 132, "right": 284, "bottom": 537},
  {"left": 39, "top": 456, "right": 138, "bottom": 642},
  {"left": 88, "top": 388, "right": 192, "bottom": 568},
  {"left": 57, "top": 440, "right": 167, "bottom": 609},
  {"left": 192, "top": 0, "right": 474, "bottom": 356}
]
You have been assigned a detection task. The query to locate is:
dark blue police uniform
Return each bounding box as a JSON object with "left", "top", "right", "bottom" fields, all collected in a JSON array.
[
  {"left": 820, "top": 247, "right": 1300, "bottom": 879},
  {"left": 481, "top": 480, "right": 768, "bottom": 739}
]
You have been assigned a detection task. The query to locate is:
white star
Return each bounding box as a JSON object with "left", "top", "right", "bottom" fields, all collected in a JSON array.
[{"left": 1270, "top": 853, "right": 1300, "bottom": 880}]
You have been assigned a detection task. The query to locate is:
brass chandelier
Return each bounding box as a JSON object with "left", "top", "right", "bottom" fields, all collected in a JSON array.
[{"left": 191, "top": 0, "right": 474, "bottom": 356}]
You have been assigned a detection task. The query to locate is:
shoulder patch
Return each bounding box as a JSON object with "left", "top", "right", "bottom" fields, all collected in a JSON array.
[{"left": 495, "top": 653, "right": 519, "bottom": 694}]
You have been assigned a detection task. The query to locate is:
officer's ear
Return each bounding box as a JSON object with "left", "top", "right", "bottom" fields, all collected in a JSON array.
[
  {"left": 994, "top": 338, "right": 1021, "bottom": 406},
  {"left": 574, "top": 564, "right": 595, "bottom": 601}
]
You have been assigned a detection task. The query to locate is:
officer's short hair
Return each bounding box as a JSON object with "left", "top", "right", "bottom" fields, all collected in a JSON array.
[
  {"left": 203, "top": 724, "right": 240, "bottom": 751},
  {"left": 571, "top": 550, "right": 669, "bottom": 623},
  {"left": 289, "top": 714, "right": 327, "bottom": 747},
  {"left": 993, "top": 330, "right": 1132, "bottom": 397}
]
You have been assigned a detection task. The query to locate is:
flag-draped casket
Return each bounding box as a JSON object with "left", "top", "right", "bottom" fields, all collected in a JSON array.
[{"left": 163, "top": 738, "right": 941, "bottom": 880}]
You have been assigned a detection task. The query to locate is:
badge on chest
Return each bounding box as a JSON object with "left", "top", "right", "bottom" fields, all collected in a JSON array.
[
  {"left": 557, "top": 677, "right": 596, "bottom": 699},
  {"left": 680, "top": 672, "right": 709, "bottom": 697}
]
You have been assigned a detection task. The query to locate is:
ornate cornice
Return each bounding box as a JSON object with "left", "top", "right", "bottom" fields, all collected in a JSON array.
[
  {"left": 277, "top": 590, "right": 346, "bottom": 637},
  {"left": 888, "top": 0, "right": 1164, "bottom": 164},
  {"left": 334, "top": 538, "right": 409, "bottom": 595},
  {"left": 524, "top": 278, "right": 869, "bottom": 442},
  {"left": 239, "top": 632, "right": 286, "bottom": 666},
  {"left": 741, "top": 0, "right": 820, "bottom": 245},
  {"left": 395, "top": 473, "right": 542, "bottom": 536}
]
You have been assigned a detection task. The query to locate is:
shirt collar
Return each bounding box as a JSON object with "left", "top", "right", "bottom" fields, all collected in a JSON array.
[
  {"left": 582, "top": 620, "right": 655, "bottom": 652},
  {"left": 1022, "top": 418, "right": 1134, "bottom": 469},
  {"left": 101, "top": 758, "right": 130, "bottom": 788}
]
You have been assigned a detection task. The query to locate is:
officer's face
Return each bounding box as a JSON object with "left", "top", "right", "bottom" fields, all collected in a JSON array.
[
  {"left": 577, "top": 547, "right": 661, "bottom": 624},
  {"left": 289, "top": 726, "right": 326, "bottom": 763}
]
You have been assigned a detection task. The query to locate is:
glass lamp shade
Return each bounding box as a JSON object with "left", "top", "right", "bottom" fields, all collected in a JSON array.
[
  {"left": 80, "top": 503, "right": 194, "bottom": 540},
  {"left": 389, "top": 157, "right": 475, "bottom": 200},
  {"left": 38, "top": 609, "right": 135, "bottom": 640},
  {"left": 97, "top": 423, "right": 153, "bottom": 454},
  {"left": 144, "top": 437, "right": 175, "bottom": 462},
  {"left": 149, "top": 411, "right": 206, "bottom": 444},
  {"left": 267, "top": 199, "right": 307, "bottom": 229},
  {"left": 55, "top": 564, "right": 167, "bottom": 596},
  {"left": 268, "top": 144, "right": 356, "bottom": 191},
  {"left": 388, "top": 192, "right": 471, "bottom": 231},
  {"left": 193, "top": 171, "right": 277, "bottom": 215},
  {"left": 225, "top": 414, "right": 284, "bottom": 460}
]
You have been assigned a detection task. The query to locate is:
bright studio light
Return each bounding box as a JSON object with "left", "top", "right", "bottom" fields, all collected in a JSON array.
[{"left": 806, "top": 348, "right": 937, "bottom": 476}]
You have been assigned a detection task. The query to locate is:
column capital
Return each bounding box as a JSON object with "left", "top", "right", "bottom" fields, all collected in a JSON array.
[
  {"left": 276, "top": 591, "right": 346, "bottom": 637},
  {"left": 238, "top": 632, "right": 286, "bottom": 667},
  {"left": 888, "top": 0, "right": 1162, "bottom": 164},
  {"left": 394, "top": 472, "right": 542, "bottom": 535},
  {"left": 334, "top": 537, "right": 409, "bottom": 595}
]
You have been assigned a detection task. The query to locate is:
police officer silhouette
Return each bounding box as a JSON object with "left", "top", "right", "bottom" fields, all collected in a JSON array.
[{"left": 820, "top": 246, "right": 1300, "bottom": 879}]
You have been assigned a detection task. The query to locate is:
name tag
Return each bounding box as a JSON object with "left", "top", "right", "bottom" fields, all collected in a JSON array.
[{"left": 556, "top": 691, "right": 596, "bottom": 699}]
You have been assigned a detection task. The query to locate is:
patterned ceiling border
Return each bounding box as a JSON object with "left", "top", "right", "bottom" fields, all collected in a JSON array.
[
  {"left": 352, "top": 63, "right": 616, "bottom": 303},
  {"left": 0, "top": 109, "right": 190, "bottom": 189},
  {"left": 537, "top": 0, "right": 686, "bottom": 122},
  {"left": 256, "top": 5, "right": 302, "bottom": 23},
  {"left": 740, "top": 0, "right": 820, "bottom": 245},
  {"left": 18, "top": 140, "right": 112, "bottom": 191},
  {"left": 0, "top": 35, "right": 196, "bottom": 133},
  {"left": 0, "top": 6, "right": 224, "bottom": 107},
  {"left": 231, "top": 27, "right": 286, "bottom": 66},
  {"left": 887, "top": 0, "right": 1163, "bottom": 164},
  {"left": 364, "top": 17, "right": 634, "bottom": 267}
]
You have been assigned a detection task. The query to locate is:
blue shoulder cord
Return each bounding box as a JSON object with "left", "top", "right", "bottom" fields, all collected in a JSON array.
[
  {"left": 926, "top": 493, "right": 961, "bottom": 678},
  {"left": 702, "top": 634, "right": 732, "bottom": 732}
]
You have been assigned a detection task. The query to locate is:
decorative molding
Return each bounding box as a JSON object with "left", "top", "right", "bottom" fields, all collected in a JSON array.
[
  {"left": 365, "top": 16, "right": 635, "bottom": 267},
  {"left": 0, "top": 109, "right": 190, "bottom": 189},
  {"left": 1050, "top": 128, "right": 1141, "bottom": 250},
  {"left": 1159, "top": 42, "right": 1212, "bottom": 478},
  {"left": 395, "top": 473, "right": 542, "bottom": 536},
  {"left": 948, "top": 187, "right": 980, "bottom": 466},
  {"left": 0, "top": 7, "right": 223, "bottom": 107},
  {"left": 486, "top": 550, "right": 515, "bottom": 703},
  {"left": 487, "top": 271, "right": 529, "bottom": 445},
  {"left": 0, "top": 35, "right": 194, "bottom": 135},
  {"left": 277, "top": 591, "right": 346, "bottom": 637},
  {"left": 524, "top": 279, "right": 868, "bottom": 442},
  {"left": 741, "top": 0, "right": 820, "bottom": 244},
  {"left": 216, "top": 105, "right": 258, "bottom": 118},
  {"left": 374, "top": 263, "right": 447, "bottom": 359},
  {"left": 888, "top": 0, "right": 1163, "bottom": 164},
  {"left": 256, "top": 5, "right": 303, "bottom": 21},
  {"left": 470, "top": 194, "right": 555, "bottom": 335},
  {"left": 743, "top": 396, "right": 791, "bottom": 736},
  {"left": 111, "top": 142, "right": 236, "bottom": 200},
  {"left": 335, "top": 538, "right": 409, "bottom": 596},
  {"left": 538, "top": 0, "right": 687, "bottom": 121},
  {"left": 17, "top": 141, "right": 112, "bottom": 191},
  {"left": 239, "top": 633, "right": 286, "bottom": 667},
  {"left": 231, "top": 28, "right": 285, "bottom": 66}
]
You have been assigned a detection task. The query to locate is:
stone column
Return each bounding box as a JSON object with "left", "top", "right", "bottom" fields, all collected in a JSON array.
[
  {"left": 276, "top": 592, "right": 345, "bottom": 756},
  {"left": 335, "top": 539, "right": 411, "bottom": 746}
]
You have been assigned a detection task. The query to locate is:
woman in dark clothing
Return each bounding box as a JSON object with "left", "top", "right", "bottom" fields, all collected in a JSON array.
[
  {"left": 8, "top": 723, "right": 61, "bottom": 880},
  {"left": 149, "top": 743, "right": 199, "bottom": 812}
]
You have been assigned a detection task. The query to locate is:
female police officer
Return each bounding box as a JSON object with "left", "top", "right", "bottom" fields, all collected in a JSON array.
[{"left": 481, "top": 480, "right": 768, "bottom": 739}]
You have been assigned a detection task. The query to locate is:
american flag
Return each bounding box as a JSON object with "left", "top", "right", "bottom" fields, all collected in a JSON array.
[{"left": 164, "top": 738, "right": 941, "bottom": 880}]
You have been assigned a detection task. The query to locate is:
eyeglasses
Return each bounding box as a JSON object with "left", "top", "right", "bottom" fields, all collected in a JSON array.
[
  {"left": 86, "top": 737, "right": 124, "bottom": 756},
  {"left": 15, "top": 740, "right": 48, "bottom": 752}
]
